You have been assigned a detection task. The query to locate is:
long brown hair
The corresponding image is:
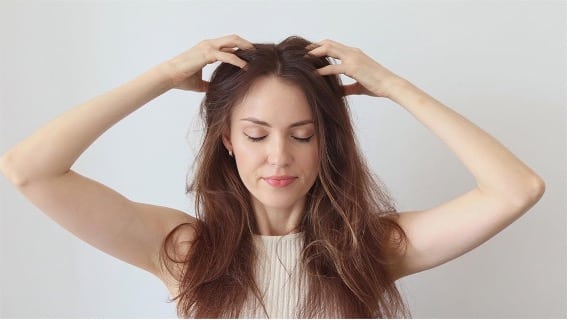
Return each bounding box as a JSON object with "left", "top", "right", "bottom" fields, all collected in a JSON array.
[{"left": 159, "top": 36, "right": 410, "bottom": 318}]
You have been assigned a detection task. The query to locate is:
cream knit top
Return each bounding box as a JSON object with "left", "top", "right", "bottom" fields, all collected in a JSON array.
[{"left": 240, "top": 231, "right": 309, "bottom": 318}]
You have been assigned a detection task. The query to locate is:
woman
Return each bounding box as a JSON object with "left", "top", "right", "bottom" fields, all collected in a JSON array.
[{"left": 0, "top": 35, "right": 545, "bottom": 318}]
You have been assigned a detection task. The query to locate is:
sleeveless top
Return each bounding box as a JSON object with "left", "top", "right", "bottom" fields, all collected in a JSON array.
[{"left": 239, "top": 231, "right": 309, "bottom": 318}]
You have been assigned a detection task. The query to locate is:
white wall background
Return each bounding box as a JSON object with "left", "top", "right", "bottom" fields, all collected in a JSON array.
[{"left": 0, "top": 0, "right": 565, "bottom": 318}]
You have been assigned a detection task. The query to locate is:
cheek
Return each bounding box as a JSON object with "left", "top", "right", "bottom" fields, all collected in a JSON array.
[
  {"left": 233, "top": 143, "right": 263, "bottom": 172},
  {"left": 303, "top": 147, "right": 320, "bottom": 175}
]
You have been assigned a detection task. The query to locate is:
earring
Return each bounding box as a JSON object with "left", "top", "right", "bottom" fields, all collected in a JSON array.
[{"left": 228, "top": 149, "right": 233, "bottom": 157}]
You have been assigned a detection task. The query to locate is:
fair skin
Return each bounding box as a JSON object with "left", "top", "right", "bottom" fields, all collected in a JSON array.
[
  {"left": 306, "top": 39, "right": 545, "bottom": 278},
  {"left": 0, "top": 33, "right": 544, "bottom": 300},
  {"left": 223, "top": 76, "right": 319, "bottom": 236}
]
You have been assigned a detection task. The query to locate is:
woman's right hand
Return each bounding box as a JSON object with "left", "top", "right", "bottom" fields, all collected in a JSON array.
[{"left": 164, "top": 34, "right": 254, "bottom": 92}]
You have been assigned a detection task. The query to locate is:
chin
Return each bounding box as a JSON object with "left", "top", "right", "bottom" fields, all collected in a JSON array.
[
  {"left": 259, "top": 199, "right": 299, "bottom": 210},
  {"left": 253, "top": 193, "right": 305, "bottom": 210}
]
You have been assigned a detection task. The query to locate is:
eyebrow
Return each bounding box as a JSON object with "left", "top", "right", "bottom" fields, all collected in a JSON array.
[{"left": 240, "top": 117, "right": 314, "bottom": 128}]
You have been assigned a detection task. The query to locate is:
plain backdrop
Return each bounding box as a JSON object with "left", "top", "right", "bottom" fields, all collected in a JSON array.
[{"left": 0, "top": 0, "right": 565, "bottom": 318}]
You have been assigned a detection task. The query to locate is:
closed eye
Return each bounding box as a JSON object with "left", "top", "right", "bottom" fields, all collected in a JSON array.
[
  {"left": 244, "top": 134, "right": 314, "bottom": 143},
  {"left": 245, "top": 134, "right": 267, "bottom": 142},
  {"left": 293, "top": 135, "right": 314, "bottom": 143}
]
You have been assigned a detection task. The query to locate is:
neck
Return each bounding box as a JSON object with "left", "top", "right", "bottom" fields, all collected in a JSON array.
[{"left": 252, "top": 199, "right": 305, "bottom": 236}]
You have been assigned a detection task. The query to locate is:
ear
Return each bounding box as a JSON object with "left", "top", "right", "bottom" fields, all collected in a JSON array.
[{"left": 222, "top": 131, "right": 232, "bottom": 153}]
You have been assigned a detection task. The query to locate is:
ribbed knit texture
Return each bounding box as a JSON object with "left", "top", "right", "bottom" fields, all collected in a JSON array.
[{"left": 240, "top": 232, "right": 308, "bottom": 318}]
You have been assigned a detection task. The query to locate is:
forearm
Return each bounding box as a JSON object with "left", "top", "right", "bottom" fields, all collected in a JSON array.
[
  {"left": 387, "top": 77, "right": 545, "bottom": 205},
  {"left": 0, "top": 62, "right": 175, "bottom": 186}
]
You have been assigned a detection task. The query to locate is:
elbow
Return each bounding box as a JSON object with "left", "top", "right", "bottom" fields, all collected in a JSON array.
[
  {"left": 529, "top": 176, "right": 546, "bottom": 203},
  {"left": 0, "top": 152, "right": 29, "bottom": 188},
  {"left": 513, "top": 176, "right": 546, "bottom": 209}
]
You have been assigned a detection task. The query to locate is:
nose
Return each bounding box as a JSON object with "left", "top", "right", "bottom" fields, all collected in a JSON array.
[{"left": 267, "top": 136, "right": 292, "bottom": 167}]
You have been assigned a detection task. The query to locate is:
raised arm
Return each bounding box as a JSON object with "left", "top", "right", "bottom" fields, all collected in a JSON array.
[
  {"left": 0, "top": 35, "right": 253, "bottom": 280},
  {"left": 307, "top": 39, "right": 545, "bottom": 280}
]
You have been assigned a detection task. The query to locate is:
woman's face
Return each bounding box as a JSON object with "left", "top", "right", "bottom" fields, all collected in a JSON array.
[{"left": 224, "top": 76, "right": 320, "bottom": 211}]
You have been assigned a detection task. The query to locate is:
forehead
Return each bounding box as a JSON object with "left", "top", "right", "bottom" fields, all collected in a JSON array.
[{"left": 231, "top": 76, "right": 313, "bottom": 125}]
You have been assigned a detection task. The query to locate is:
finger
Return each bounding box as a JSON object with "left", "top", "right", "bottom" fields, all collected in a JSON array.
[
  {"left": 307, "top": 40, "right": 346, "bottom": 59},
  {"left": 220, "top": 47, "right": 238, "bottom": 53},
  {"left": 308, "top": 46, "right": 342, "bottom": 60},
  {"left": 213, "top": 34, "right": 254, "bottom": 51},
  {"left": 316, "top": 64, "right": 343, "bottom": 76},
  {"left": 315, "top": 38, "right": 343, "bottom": 47},
  {"left": 215, "top": 51, "right": 248, "bottom": 69},
  {"left": 305, "top": 43, "right": 320, "bottom": 52}
]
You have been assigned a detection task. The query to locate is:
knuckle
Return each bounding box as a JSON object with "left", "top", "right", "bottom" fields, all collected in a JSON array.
[{"left": 211, "top": 50, "right": 222, "bottom": 59}]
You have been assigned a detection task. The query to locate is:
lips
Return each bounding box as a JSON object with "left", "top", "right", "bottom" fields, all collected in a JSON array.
[{"left": 263, "top": 176, "right": 297, "bottom": 187}]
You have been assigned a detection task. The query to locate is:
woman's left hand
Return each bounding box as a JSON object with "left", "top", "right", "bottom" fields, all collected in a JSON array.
[{"left": 307, "top": 39, "right": 403, "bottom": 98}]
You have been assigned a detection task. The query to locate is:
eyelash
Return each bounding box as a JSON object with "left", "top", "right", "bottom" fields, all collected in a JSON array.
[{"left": 245, "top": 134, "right": 314, "bottom": 143}]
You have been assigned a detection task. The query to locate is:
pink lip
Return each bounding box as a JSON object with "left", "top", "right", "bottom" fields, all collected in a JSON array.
[{"left": 263, "top": 176, "right": 297, "bottom": 187}]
